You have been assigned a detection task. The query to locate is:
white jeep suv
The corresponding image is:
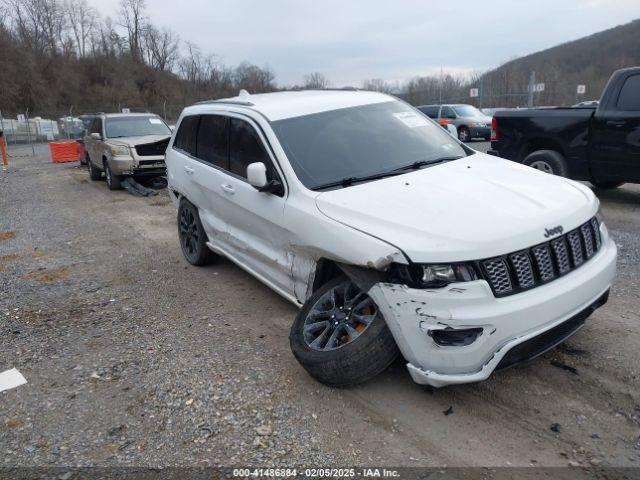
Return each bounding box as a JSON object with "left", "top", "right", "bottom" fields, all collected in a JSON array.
[{"left": 165, "top": 90, "right": 617, "bottom": 388}]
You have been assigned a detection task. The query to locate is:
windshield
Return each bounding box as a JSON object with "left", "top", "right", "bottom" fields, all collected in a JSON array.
[
  {"left": 272, "top": 101, "right": 467, "bottom": 189},
  {"left": 452, "top": 105, "right": 484, "bottom": 117},
  {"left": 105, "top": 116, "right": 171, "bottom": 138}
]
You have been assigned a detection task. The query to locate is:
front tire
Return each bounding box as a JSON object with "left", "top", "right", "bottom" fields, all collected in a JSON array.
[
  {"left": 290, "top": 277, "right": 399, "bottom": 387},
  {"left": 104, "top": 159, "right": 122, "bottom": 190},
  {"left": 178, "top": 198, "right": 217, "bottom": 266},
  {"left": 88, "top": 156, "right": 102, "bottom": 181},
  {"left": 523, "top": 150, "right": 569, "bottom": 177}
]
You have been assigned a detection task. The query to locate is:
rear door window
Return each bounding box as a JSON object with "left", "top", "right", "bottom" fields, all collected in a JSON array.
[
  {"left": 174, "top": 115, "right": 199, "bottom": 156},
  {"left": 616, "top": 74, "right": 640, "bottom": 111},
  {"left": 419, "top": 106, "right": 439, "bottom": 118},
  {"left": 196, "top": 115, "right": 228, "bottom": 169},
  {"left": 440, "top": 106, "right": 456, "bottom": 119}
]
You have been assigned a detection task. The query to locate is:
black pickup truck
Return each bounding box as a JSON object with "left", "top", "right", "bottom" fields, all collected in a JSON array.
[{"left": 490, "top": 67, "right": 640, "bottom": 189}]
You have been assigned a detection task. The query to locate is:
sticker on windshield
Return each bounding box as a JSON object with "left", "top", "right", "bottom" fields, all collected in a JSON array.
[
  {"left": 149, "top": 118, "right": 163, "bottom": 124},
  {"left": 393, "top": 111, "right": 429, "bottom": 128}
]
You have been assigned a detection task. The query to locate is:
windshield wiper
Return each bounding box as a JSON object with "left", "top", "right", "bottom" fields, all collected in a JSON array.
[
  {"left": 393, "top": 156, "right": 465, "bottom": 172},
  {"left": 311, "top": 170, "right": 405, "bottom": 191}
]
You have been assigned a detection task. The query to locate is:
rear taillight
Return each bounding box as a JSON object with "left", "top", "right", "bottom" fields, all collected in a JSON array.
[{"left": 490, "top": 117, "right": 498, "bottom": 141}]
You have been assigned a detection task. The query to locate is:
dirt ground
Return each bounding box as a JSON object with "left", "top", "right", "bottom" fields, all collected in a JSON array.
[{"left": 1, "top": 144, "right": 639, "bottom": 468}]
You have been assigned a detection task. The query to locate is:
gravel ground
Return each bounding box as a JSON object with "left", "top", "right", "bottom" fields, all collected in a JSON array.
[{"left": 1, "top": 144, "right": 639, "bottom": 468}]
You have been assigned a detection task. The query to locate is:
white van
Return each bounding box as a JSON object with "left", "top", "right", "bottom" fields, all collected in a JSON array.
[{"left": 165, "top": 90, "right": 616, "bottom": 388}]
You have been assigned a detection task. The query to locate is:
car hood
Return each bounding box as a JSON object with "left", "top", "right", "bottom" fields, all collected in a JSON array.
[
  {"left": 107, "top": 134, "right": 171, "bottom": 147},
  {"left": 314, "top": 153, "right": 598, "bottom": 263}
]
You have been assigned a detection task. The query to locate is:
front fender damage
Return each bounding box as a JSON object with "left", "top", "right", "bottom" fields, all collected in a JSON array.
[{"left": 334, "top": 265, "right": 497, "bottom": 386}]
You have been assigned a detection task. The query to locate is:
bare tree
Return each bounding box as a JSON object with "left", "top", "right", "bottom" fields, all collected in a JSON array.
[
  {"left": 234, "top": 62, "right": 275, "bottom": 93},
  {"left": 118, "top": 0, "right": 146, "bottom": 61},
  {"left": 93, "top": 16, "right": 123, "bottom": 57},
  {"left": 4, "top": 0, "right": 64, "bottom": 53},
  {"left": 65, "top": 0, "right": 97, "bottom": 57},
  {"left": 143, "top": 25, "right": 179, "bottom": 71},
  {"left": 303, "top": 72, "right": 330, "bottom": 89},
  {"left": 179, "top": 41, "right": 206, "bottom": 84},
  {"left": 362, "top": 78, "right": 394, "bottom": 93}
]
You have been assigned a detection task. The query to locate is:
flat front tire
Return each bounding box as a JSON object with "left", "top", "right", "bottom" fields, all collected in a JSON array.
[
  {"left": 289, "top": 277, "right": 399, "bottom": 387},
  {"left": 178, "top": 198, "right": 217, "bottom": 266},
  {"left": 523, "top": 150, "right": 569, "bottom": 177}
]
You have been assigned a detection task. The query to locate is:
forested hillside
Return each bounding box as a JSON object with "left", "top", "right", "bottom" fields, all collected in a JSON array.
[
  {"left": 2, "top": 0, "right": 639, "bottom": 119},
  {"left": 0, "top": 0, "right": 280, "bottom": 120},
  {"left": 401, "top": 19, "right": 640, "bottom": 107}
]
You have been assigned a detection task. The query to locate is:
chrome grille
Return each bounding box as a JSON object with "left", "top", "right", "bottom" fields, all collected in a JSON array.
[
  {"left": 510, "top": 252, "right": 535, "bottom": 289},
  {"left": 531, "top": 245, "right": 555, "bottom": 282},
  {"left": 581, "top": 223, "right": 595, "bottom": 258},
  {"left": 590, "top": 218, "right": 601, "bottom": 250},
  {"left": 480, "top": 217, "right": 602, "bottom": 297},
  {"left": 567, "top": 230, "right": 584, "bottom": 267},
  {"left": 551, "top": 238, "right": 571, "bottom": 274},
  {"left": 483, "top": 258, "right": 513, "bottom": 295}
]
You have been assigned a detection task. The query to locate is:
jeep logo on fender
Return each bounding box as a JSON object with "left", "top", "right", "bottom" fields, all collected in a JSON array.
[{"left": 544, "top": 225, "right": 564, "bottom": 238}]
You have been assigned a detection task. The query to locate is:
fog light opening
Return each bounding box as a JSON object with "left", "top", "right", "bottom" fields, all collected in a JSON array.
[{"left": 429, "top": 327, "right": 483, "bottom": 347}]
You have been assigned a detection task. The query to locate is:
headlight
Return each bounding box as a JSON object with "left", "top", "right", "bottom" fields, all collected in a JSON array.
[
  {"left": 390, "top": 263, "right": 478, "bottom": 288},
  {"left": 109, "top": 144, "right": 130, "bottom": 156},
  {"left": 422, "top": 264, "right": 478, "bottom": 287}
]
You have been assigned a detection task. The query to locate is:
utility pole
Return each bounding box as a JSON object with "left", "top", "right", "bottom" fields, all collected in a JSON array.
[
  {"left": 527, "top": 71, "right": 536, "bottom": 108},
  {"left": 439, "top": 67, "right": 443, "bottom": 104}
]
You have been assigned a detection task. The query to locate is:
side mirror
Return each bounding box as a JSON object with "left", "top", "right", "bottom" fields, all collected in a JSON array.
[
  {"left": 90, "top": 132, "right": 102, "bottom": 140},
  {"left": 247, "top": 162, "right": 284, "bottom": 195},
  {"left": 247, "top": 162, "right": 268, "bottom": 189},
  {"left": 445, "top": 123, "right": 458, "bottom": 137}
]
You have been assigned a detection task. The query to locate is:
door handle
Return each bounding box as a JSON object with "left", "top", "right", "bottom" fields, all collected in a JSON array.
[
  {"left": 606, "top": 120, "right": 626, "bottom": 127},
  {"left": 184, "top": 166, "right": 195, "bottom": 175},
  {"left": 221, "top": 184, "right": 235, "bottom": 195}
]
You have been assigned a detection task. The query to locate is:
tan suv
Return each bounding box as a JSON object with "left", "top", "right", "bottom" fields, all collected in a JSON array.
[{"left": 84, "top": 113, "right": 172, "bottom": 190}]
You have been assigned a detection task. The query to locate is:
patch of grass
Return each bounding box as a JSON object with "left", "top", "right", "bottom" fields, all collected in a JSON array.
[
  {"left": 0, "top": 231, "right": 16, "bottom": 241},
  {"left": 20, "top": 266, "right": 71, "bottom": 283}
]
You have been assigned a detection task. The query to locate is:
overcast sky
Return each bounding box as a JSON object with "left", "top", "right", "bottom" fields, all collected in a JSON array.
[{"left": 88, "top": 0, "right": 640, "bottom": 87}]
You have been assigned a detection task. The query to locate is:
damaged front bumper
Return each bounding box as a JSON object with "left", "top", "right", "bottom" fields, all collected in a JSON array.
[
  {"left": 110, "top": 155, "right": 166, "bottom": 176},
  {"left": 367, "top": 235, "right": 617, "bottom": 387}
]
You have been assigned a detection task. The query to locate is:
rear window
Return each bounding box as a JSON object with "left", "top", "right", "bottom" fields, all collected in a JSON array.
[
  {"left": 174, "top": 115, "right": 200, "bottom": 156},
  {"left": 617, "top": 74, "right": 640, "bottom": 111}
]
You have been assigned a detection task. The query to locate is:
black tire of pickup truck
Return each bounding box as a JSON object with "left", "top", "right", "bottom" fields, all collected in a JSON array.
[
  {"left": 523, "top": 150, "right": 569, "bottom": 177},
  {"left": 289, "top": 276, "right": 400, "bottom": 388},
  {"left": 591, "top": 180, "right": 625, "bottom": 190}
]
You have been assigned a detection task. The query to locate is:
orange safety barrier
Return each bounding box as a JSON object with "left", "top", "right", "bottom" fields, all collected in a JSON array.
[
  {"left": 49, "top": 141, "right": 81, "bottom": 163},
  {"left": 0, "top": 131, "right": 8, "bottom": 169}
]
